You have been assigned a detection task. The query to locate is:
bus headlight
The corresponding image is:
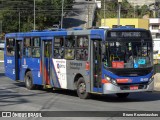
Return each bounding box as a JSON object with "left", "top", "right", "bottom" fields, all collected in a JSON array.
[
  {"left": 111, "top": 79, "right": 117, "bottom": 85},
  {"left": 148, "top": 76, "right": 154, "bottom": 84},
  {"left": 104, "top": 75, "right": 117, "bottom": 85},
  {"left": 104, "top": 75, "right": 111, "bottom": 82}
]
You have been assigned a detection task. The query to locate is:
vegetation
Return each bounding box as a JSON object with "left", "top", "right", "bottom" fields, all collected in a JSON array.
[
  {"left": 0, "top": 0, "right": 74, "bottom": 33},
  {"left": 0, "top": 0, "right": 155, "bottom": 33},
  {"left": 0, "top": 51, "right": 4, "bottom": 60},
  {"left": 97, "top": 0, "right": 153, "bottom": 22}
]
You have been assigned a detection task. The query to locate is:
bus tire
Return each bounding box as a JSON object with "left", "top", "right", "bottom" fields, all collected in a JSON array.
[
  {"left": 25, "top": 71, "right": 35, "bottom": 90},
  {"left": 116, "top": 93, "right": 129, "bottom": 98},
  {"left": 77, "top": 77, "right": 90, "bottom": 99}
]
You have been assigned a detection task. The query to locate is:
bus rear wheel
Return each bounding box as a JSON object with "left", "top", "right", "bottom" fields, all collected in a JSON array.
[
  {"left": 116, "top": 93, "right": 129, "bottom": 98},
  {"left": 25, "top": 71, "right": 35, "bottom": 90},
  {"left": 77, "top": 77, "right": 90, "bottom": 99}
]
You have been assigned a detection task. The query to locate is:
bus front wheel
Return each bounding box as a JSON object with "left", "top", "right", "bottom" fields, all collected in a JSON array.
[
  {"left": 116, "top": 93, "right": 129, "bottom": 98},
  {"left": 25, "top": 71, "right": 35, "bottom": 90},
  {"left": 77, "top": 77, "right": 90, "bottom": 99}
]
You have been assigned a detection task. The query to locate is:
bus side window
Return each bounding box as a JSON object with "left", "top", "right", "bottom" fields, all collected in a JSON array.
[
  {"left": 76, "top": 36, "right": 89, "bottom": 61},
  {"left": 64, "top": 36, "right": 75, "bottom": 60},
  {"left": 6, "top": 38, "right": 15, "bottom": 56},
  {"left": 76, "top": 49, "right": 88, "bottom": 61},
  {"left": 65, "top": 36, "right": 75, "bottom": 48},
  {"left": 64, "top": 49, "right": 74, "bottom": 60},
  {"left": 54, "top": 37, "right": 64, "bottom": 59},
  {"left": 45, "top": 42, "right": 52, "bottom": 57},
  {"left": 24, "top": 38, "right": 32, "bottom": 57},
  {"left": 32, "top": 37, "right": 40, "bottom": 57}
]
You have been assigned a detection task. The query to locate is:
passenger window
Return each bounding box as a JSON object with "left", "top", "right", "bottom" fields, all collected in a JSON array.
[
  {"left": 64, "top": 49, "right": 75, "bottom": 60},
  {"left": 32, "top": 48, "right": 40, "bottom": 57},
  {"left": 76, "top": 49, "right": 88, "bottom": 61},
  {"left": 76, "top": 36, "right": 89, "bottom": 61},
  {"left": 6, "top": 38, "right": 15, "bottom": 56},
  {"left": 44, "top": 41, "right": 52, "bottom": 57},
  {"left": 54, "top": 48, "right": 64, "bottom": 59},
  {"left": 54, "top": 37, "right": 64, "bottom": 59},
  {"left": 64, "top": 36, "right": 75, "bottom": 60},
  {"left": 32, "top": 37, "right": 40, "bottom": 57},
  {"left": 77, "top": 36, "right": 89, "bottom": 47},
  {"left": 24, "top": 38, "right": 32, "bottom": 57},
  {"left": 54, "top": 37, "right": 64, "bottom": 47},
  {"left": 65, "top": 36, "right": 75, "bottom": 48},
  {"left": 33, "top": 37, "right": 40, "bottom": 47}
]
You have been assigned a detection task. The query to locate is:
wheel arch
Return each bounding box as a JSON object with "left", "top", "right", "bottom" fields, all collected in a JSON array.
[
  {"left": 73, "top": 73, "right": 83, "bottom": 89},
  {"left": 23, "top": 68, "right": 32, "bottom": 81}
]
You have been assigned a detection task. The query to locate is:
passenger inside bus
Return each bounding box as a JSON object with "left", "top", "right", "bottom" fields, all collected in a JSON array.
[
  {"left": 65, "top": 49, "right": 74, "bottom": 59},
  {"left": 7, "top": 46, "right": 14, "bottom": 56}
]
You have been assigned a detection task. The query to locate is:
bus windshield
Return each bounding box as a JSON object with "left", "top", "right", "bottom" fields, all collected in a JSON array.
[{"left": 103, "top": 41, "right": 153, "bottom": 69}]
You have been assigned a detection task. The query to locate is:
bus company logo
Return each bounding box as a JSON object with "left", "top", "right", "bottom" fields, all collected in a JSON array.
[
  {"left": 140, "top": 78, "right": 148, "bottom": 82},
  {"left": 7, "top": 60, "right": 12, "bottom": 64},
  {"left": 57, "top": 63, "right": 65, "bottom": 69},
  {"left": 2, "top": 112, "right": 11, "bottom": 117}
]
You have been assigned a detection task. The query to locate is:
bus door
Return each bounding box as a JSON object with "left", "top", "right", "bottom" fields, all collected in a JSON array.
[
  {"left": 5, "top": 38, "right": 22, "bottom": 80},
  {"left": 15, "top": 40, "right": 22, "bottom": 80},
  {"left": 41, "top": 40, "right": 52, "bottom": 87},
  {"left": 91, "top": 40, "right": 102, "bottom": 92}
]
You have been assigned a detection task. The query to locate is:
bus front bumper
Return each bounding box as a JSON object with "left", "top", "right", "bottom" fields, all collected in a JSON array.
[{"left": 102, "top": 81, "right": 154, "bottom": 94}]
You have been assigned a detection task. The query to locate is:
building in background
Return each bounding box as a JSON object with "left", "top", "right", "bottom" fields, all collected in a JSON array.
[
  {"left": 101, "top": 18, "right": 149, "bottom": 29},
  {"left": 149, "top": 18, "right": 160, "bottom": 62},
  {"left": 127, "top": 0, "right": 157, "bottom": 6}
]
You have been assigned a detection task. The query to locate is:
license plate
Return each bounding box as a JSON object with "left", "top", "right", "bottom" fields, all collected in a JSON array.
[{"left": 130, "top": 86, "right": 138, "bottom": 90}]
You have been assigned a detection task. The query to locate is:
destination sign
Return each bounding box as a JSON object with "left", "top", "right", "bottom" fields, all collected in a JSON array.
[{"left": 107, "top": 31, "right": 149, "bottom": 38}]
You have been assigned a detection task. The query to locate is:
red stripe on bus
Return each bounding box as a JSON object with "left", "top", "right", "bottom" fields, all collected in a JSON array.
[
  {"left": 101, "top": 79, "right": 110, "bottom": 84},
  {"left": 44, "top": 66, "right": 50, "bottom": 85},
  {"left": 40, "top": 60, "right": 42, "bottom": 74},
  {"left": 116, "top": 79, "right": 129, "bottom": 83}
]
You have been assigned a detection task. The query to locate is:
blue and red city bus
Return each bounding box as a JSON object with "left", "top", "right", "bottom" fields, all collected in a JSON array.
[{"left": 4, "top": 27, "right": 154, "bottom": 99}]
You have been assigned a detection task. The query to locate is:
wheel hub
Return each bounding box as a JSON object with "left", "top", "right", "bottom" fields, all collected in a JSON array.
[{"left": 79, "top": 83, "right": 86, "bottom": 94}]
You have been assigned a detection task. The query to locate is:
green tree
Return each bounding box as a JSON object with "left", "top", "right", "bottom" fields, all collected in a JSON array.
[{"left": 0, "top": 0, "right": 74, "bottom": 32}]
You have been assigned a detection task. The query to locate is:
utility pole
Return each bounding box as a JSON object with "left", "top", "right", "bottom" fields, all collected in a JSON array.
[
  {"left": 0, "top": 21, "right": 2, "bottom": 34},
  {"left": 19, "top": 10, "right": 20, "bottom": 32},
  {"left": 34, "top": 0, "right": 35, "bottom": 30},
  {"left": 104, "top": 0, "right": 106, "bottom": 26},
  {"left": 133, "top": 2, "right": 135, "bottom": 18},
  {"left": 117, "top": 0, "right": 122, "bottom": 27},
  {"left": 60, "top": 0, "right": 64, "bottom": 29},
  {"left": 88, "top": 3, "right": 90, "bottom": 28}
]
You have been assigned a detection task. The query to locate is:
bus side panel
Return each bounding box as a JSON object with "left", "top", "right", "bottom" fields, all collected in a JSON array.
[
  {"left": 52, "top": 59, "right": 66, "bottom": 89},
  {"left": 66, "top": 60, "right": 90, "bottom": 91},
  {"left": 49, "top": 58, "right": 60, "bottom": 88},
  {"left": 5, "top": 56, "right": 16, "bottom": 80},
  {"left": 32, "top": 58, "right": 42, "bottom": 85},
  {"left": 20, "top": 67, "right": 26, "bottom": 81},
  {"left": 22, "top": 58, "right": 42, "bottom": 85},
  {"left": 32, "top": 69, "right": 42, "bottom": 85}
]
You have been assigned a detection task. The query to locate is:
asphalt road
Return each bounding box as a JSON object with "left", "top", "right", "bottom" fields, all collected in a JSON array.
[{"left": 0, "top": 71, "right": 160, "bottom": 120}]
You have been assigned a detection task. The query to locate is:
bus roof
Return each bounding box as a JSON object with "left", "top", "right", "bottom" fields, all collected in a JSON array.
[
  {"left": 5, "top": 29, "right": 106, "bottom": 40},
  {"left": 111, "top": 26, "right": 147, "bottom": 31}
]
